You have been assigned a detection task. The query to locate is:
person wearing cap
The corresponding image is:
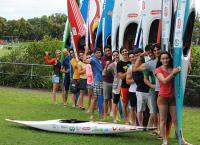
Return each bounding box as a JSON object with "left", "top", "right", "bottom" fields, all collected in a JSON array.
[
  {"left": 61, "top": 48, "right": 70, "bottom": 106},
  {"left": 45, "top": 49, "right": 62, "bottom": 104}
]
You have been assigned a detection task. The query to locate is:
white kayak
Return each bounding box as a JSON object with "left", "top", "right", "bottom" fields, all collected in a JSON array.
[{"left": 6, "top": 119, "right": 157, "bottom": 134}]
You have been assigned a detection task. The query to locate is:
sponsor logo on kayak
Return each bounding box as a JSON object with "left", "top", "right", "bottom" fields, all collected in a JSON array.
[
  {"left": 52, "top": 124, "right": 59, "bottom": 129},
  {"left": 61, "top": 125, "right": 68, "bottom": 129},
  {"left": 82, "top": 127, "right": 91, "bottom": 131},
  {"left": 92, "top": 126, "right": 104, "bottom": 132},
  {"left": 164, "top": 6, "right": 168, "bottom": 16},
  {"left": 142, "top": 1, "right": 145, "bottom": 10},
  {"left": 177, "top": 18, "right": 182, "bottom": 29},
  {"left": 119, "top": 127, "right": 126, "bottom": 131},
  {"left": 150, "top": 10, "right": 161, "bottom": 15},
  {"left": 128, "top": 13, "right": 138, "bottom": 18},
  {"left": 69, "top": 126, "right": 75, "bottom": 132},
  {"left": 72, "top": 27, "right": 77, "bottom": 36},
  {"left": 174, "top": 39, "right": 180, "bottom": 47},
  {"left": 112, "top": 127, "right": 117, "bottom": 131}
]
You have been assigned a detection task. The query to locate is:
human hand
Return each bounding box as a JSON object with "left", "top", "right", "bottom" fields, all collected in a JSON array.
[
  {"left": 106, "top": 61, "right": 110, "bottom": 66},
  {"left": 45, "top": 51, "right": 49, "bottom": 55},
  {"left": 172, "top": 67, "right": 181, "bottom": 75}
]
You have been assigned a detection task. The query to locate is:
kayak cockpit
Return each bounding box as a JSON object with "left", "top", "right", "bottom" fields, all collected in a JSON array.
[{"left": 59, "top": 119, "right": 88, "bottom": 123}]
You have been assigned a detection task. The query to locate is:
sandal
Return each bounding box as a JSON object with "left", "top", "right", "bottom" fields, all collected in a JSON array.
[
  {"left": 182, "top": 140, "right": 192, "bottom": 145},
  {"left": 157, "top": 136, "right": 163, "bottom": 140},
  {"left": 161, "top": 141, "right": 168, "bottom": 145}
]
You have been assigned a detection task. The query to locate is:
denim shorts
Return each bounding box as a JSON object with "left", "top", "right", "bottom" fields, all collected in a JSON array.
[{"left": 52, "top": 74, "right": 61, "bottom": 84}]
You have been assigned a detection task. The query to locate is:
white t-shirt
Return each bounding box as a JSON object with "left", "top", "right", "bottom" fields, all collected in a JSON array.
[{"left": 127, "top": 65, "right": 137, "bottom": 92}]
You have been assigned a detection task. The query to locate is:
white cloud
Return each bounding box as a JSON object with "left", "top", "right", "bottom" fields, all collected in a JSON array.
[
  {"left": 0, "top": 0, "right": 67, "bottom": 20},
  {"left": 0, "top": 0, "right": 199, "bottom": 20}
]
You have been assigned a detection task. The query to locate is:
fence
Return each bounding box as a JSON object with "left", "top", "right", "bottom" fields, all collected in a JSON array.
[
  {"left": 0, "top": 62, "right": 52, "bottom": 88},
  {"left": 0, "top": 62, "right": 199, "bottom": 106}
]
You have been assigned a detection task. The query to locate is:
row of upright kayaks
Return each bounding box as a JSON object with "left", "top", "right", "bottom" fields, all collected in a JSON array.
[
  {"left": 62, "top": 0, "right": 196, "bottom": 144},
  {"left": 6, "top": 1, "right": 196, "bottom": 144}
]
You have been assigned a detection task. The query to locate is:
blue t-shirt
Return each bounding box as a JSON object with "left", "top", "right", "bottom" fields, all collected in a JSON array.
[
  {"left": 62, "top": 57, "right": 70, "bottom": 76},
  {"left": 91, "top": 55, "right": 102, "bottom": 81},
  {"left": 69, "top": 55, "right": 74, "bottom": 78}
]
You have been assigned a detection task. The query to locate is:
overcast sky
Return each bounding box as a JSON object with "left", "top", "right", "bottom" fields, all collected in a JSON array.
[
  {"left": 0, "top": 0, "right": 199, "bottom": 20},
  {"left": 0, "top": 0, "right": 67, "bottom": 20}
]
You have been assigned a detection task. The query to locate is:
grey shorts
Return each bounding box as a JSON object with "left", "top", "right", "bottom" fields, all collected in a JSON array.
[
  {"left": 103, "top": 82, "right": 113, "bottom": 100},
  {"left": 87, "top": 84, "right": 93, "bottom": 90},
  {"left": 93, "top": 81, "right": 103, "bottom": 97},
  {"left": 148, "top": 90, "right": 158, "bottom": 113},
  {"left": 136, "top": 91, "right": 150, "bottom": 113}
]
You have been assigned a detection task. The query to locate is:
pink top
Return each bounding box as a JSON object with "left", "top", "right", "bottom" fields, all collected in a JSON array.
[
  {"left": 155, "top": 67, "right": 174, "bottom": 98},
  {"left": 86, "top": 64, "right": 94, "bottom": 84}
]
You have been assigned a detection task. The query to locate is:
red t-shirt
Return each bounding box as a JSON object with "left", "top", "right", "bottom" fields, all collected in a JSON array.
[{"left": 155, "top": 67, "right": 174, "bottom": 98}]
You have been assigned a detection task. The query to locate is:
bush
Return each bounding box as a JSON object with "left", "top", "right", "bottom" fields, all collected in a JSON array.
[{"left": 0, "top": 36, "right": 62, "bottom": 89}]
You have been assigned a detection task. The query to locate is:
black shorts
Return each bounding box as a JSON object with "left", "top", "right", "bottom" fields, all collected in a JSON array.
[
  {"left": 64, "top": 75, "right": 70, "bottom": 91},
  {"left": 78, "top": 79, "right": 87, "bottom": 91},
  {"left": 70, "top": 79, "right": 79, "bottom": 93},
  {"left": 128, "top": 92, "right": 137, "bottom": 107},
  {"left": 113, "top": 94, "right": 120, "bottom": 105}
]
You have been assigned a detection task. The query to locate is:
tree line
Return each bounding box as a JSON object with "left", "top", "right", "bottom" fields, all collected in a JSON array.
[
  {"left": 0, "top": 13, "right": 67, "bottom": 41},
  {"left": 0, "top": 12, "right": 200, "bottom": 43}
]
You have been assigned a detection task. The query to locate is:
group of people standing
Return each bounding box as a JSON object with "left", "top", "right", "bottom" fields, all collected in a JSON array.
[{"left": 45, "top": 44, "right": 191, "bottom": 145}]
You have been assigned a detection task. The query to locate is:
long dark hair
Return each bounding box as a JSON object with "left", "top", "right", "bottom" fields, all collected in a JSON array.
[{"left": 156, "top": 51, "right": 173, "bottom": 68}]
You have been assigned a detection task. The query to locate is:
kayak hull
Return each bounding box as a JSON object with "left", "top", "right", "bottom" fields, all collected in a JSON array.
[{"left": 6, "top": 119, "right": 156, "bottom": 134}]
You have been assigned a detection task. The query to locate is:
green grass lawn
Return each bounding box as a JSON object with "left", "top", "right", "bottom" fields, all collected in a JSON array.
[
  {"left": 0, "top": 47, "right": 10, "bottom": 57},
  {"left": 0, "top": 87, "right": 200, "bottom": 145}
]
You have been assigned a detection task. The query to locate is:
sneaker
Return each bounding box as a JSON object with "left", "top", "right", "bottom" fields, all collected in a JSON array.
[
  {"left": 86, "top": 109, "right": 90, "bottom": 113},
  {"left": 157, "top": 136, "right": 163, "bottom": 140}
]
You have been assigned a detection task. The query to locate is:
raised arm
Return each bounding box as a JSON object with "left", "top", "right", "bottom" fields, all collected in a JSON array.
[
  {"left": 126, "top": 68, "right": 134, "bottom": 85},
  {"left": 156, "top": 67, "right": 181, "bottom": 84},
  {"left": 44, "top": 51, "right": 56, "bottom": 65},
  {"left": 133, "top": 55, "right": 146, "bottom": 72}
]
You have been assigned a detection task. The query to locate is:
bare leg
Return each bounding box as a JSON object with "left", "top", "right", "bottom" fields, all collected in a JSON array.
[
  {"left": 52, "top": 83, "right": 59, "bottom": 104},
  {"left": 71, "top": 93, "right": 76, "bottom": 108},
  {"left": 78, "top": 91, "right": 84, "bottom": 108},
  {"left": 112, "top": 102, "right": 117, "bottom": 123},
  {"left": 62, "top": 90, "right": 66, "bottom": 106},
  {"left": 103, "top": 100, "right": 108, "bottom": 119},
  {"left": 137, "top": 112, "right": 143, "bottom": 126},
  {"left": 122, "top": 103, "right": 129, "bottom": 124},
  {"left": 109, "top": 100, "right": 112, "bottom": 115},
  {"left": 159, "top": 105, "right": 168, "bottom": 144},
  {"left": 148, "top": 114, "right": 153, "bottom": 127},
  {"left": 87, "top": 89, "right": 93, "bottom": 112},
  {"left": 90, "top": 97, "right": 97, "bottom": 121},
  {"left": 130, "top": 107, "right": 137, "bottom": 126}
]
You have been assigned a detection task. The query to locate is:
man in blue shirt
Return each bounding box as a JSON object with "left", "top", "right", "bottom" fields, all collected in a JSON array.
[
  {"left": 85, "top": 47, "right": 103, "bottom": 121},
  {"left": 61, "top": 48, "right": 70, "bottom": 106}
]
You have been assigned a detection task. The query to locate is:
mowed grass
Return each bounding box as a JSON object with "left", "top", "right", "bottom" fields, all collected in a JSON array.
[
  {"left": 0, "top": 47, "right": 10, "bottom": 57},
  {"left": 0, "top": 87, "right": 200, "bottom": 145}
]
